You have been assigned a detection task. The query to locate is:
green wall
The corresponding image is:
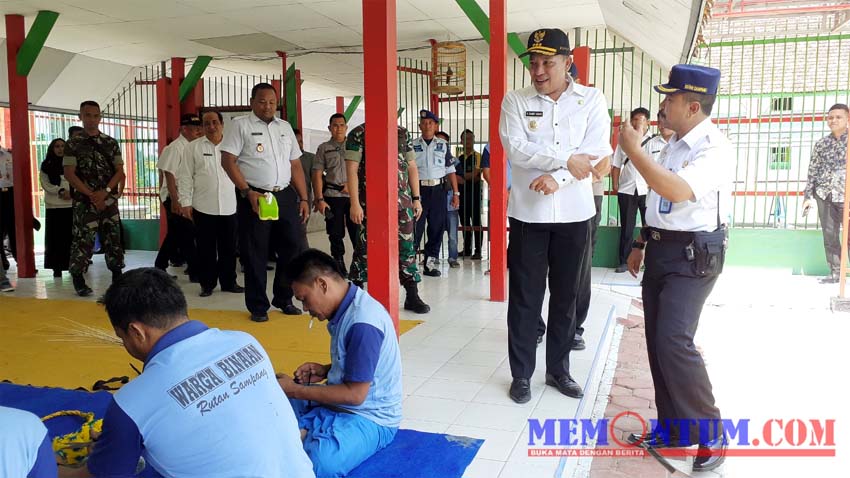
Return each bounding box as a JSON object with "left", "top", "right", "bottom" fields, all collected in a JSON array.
[
  {"left": 119, "top": 219, "right": 830, "bottom": 276},
  {"left": 592, "top": 226, "right": 829, "bottom": 276}
]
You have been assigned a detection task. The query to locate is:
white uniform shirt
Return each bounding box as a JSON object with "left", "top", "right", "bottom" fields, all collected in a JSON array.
[
  {"left": 157, "top": 135, "right": 190, "bottom": 202},
  {"left": 612, "top": 132, "right": 653, "bottom": 195},
  {"left": 500, "top": 82, "right": 613, "bottom": 223},
  {"left": 646, "top": 118, "right": 734, "bottom": 232},
  {"left": 412, "top": 136, "right": 454, "bottom": 180},
  {"left": 0, "top": 148, "right": 13, "bottom": 188},
  {"left": 219, "top": 112, "right": 302, "bottom": 191},
  {"left": 178, "top": 137, "right": 237, "bottom": 216}
]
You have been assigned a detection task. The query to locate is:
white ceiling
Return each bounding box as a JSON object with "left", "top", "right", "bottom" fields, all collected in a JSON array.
[{"left": 0, "top": 0, "right": 701, "bottom": 110}]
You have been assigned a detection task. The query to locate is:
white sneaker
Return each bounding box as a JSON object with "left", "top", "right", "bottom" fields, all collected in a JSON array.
[{"left": 0, "top": 281, "right": 14, "bottom": 292}]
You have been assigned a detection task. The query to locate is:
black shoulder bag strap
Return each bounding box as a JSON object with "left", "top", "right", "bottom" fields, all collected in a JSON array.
[{"left": 623, "top": 134, "right": 657, "bottom": 166}]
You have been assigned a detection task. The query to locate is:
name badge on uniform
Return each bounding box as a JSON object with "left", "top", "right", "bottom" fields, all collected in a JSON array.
[
  {"left": 251, "top": 132, "right": 263, "bottom": 136},
  {"left": 525, "top": 111, "right": 543, "bottom": 117},
  {"left": 256, "top": 143, "right": 264, "bottom": 153},
  {"left": 203, "top": 153, "right": 213, "bottom": 157},
  {"left": 658, "top": 198, "right": 673, "bottom": 214}
]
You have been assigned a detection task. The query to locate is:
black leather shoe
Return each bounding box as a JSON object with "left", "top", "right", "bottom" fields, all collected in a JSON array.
[
  {"left": 545, "top": 373, "right": 583, "bottom": 398},
  {"left": 615, "top": 264, "right": 628, "bottom": 273},
  {"left": 281, "top": 304, "right": 303, "bottom": 315},
  {"left": 72, "top": 274, "right": 93, "bottom": 297},
  {"left": 626, "top": 432, "right": 684, "bottom": 448},
  {"left": 200, "top": 289, "right": 213, "bottom": 297},
  {"left": 250, "top": 313, "right": 269, "bottom": 323},
  {"left": 819, "top": 275, "right": 839, "bottom": 284},
  {"left": 423, "top": 267, "right": 441, "bottom": 277},
  {"left": 509, "top": 378, "right": 531, "bottom": 404},
  {"left": 222, "top": 284, "right": 245, "bottom": 293},
  {"left": 571, "top": 335, "right": 586, "bottom": 350},
  {"left": 692, "top": 437, "right": 726, "bottom": 472}
]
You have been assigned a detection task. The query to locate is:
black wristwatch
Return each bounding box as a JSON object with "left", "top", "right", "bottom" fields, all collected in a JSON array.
[
  {"left": 412, "top": 196, "right": 421, "bottom": 201},
  {"left": 631, "top": 240, "right": 646, "bottom": 250},
  {"left": 240, "top": 187, "right": 251, "bottom": 199}
]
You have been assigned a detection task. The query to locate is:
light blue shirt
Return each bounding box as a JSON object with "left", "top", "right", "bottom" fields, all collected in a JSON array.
[
  {"left": 412, "top": 136, "right": 455, "bottom": 180},
  {"left": 92, "top": 321, "right": 314, "bottom": 478},
  {"left": 326, "top": 287, "right": 403, "bottom": 428},
  {"left": 0, "top": 406, "right": 57, "bottom": 478}
]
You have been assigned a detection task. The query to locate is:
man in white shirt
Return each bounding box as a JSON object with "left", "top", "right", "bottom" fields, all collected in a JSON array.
[
  {"left": 612, "top": 107, "right": 651, "bottom": 272},
  {"left": 621, "top": 64, "right": 731, "bottom": 472},
  {"left": 154, "top": 114, "right": 203, "bottom": 279},
  {"left": 499, "top": 28, "right": 613, "bottom": 404},
  {"left": 220, "top": 83, "right": 311, "bottom": 322},
  {"left": 179, "top": 111, "right": 244, "bottom": 298}
]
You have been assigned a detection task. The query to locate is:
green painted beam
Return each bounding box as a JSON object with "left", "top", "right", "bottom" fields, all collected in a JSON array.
[
  {"left": 16, "top": 10, "right": 59, "bottom": 77},
  {"left": 397, "top": 106, "right": 405, "bottom": 118},
  {"left": 285, "top": 64, "right": 297, "bottom": 126},
  {"left": 455, "top": 0, "right": 529, "bottom": 68},
  {"left": 706, "top": 34, "right": 850, "bottom": 48},
  {"left": 178, "top": 56, "right": 212, "bottom": 101},
  {"left": 343, "top": 96, "right": 362, "bottom": 122}
]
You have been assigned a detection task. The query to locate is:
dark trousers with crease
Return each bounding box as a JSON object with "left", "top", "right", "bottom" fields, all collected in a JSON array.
[
  {"left": 194, "top": 210, "right": 237, "bottom": 291},
  {"left": 617, "top": 191, "right": 647, "bottom": 265},
  {"left": 508, "top": 217, "right": 590, "bottom": 379},
  {"left": 324, "top": 196, "right": 360, "bottom": 260},
  {"left": 237, "top": 186, "right": 306, "bottom": 316},
  {"left": 815, "top": 194, "right": 845, "bottom": 276},
  {"left": 642, "top": 237, "right": 722, "bottom": 444},
  {"left": 155, "top": 198, "right": 198, "bottom": 273},
  {"left": 414, "top": 184, "right": 447, "bottom": 259}
]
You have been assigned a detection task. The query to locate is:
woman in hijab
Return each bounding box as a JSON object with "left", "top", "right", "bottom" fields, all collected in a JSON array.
[{"left": 39, "top": 138, "right": 72, "bottom": 277}]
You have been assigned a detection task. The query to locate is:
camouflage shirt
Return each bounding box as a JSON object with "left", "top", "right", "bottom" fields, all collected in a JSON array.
[
  {"left": 805, "top": 130, "right": 849, "bottom": 202},
  {"left": 344, "top": 124, "right": 415, "bottom": 200},
  {"left": 63, "top": 132, "right": 123, "bottom": 202}
]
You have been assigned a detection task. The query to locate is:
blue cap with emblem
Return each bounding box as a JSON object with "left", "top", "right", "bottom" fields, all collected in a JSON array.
[
  {"left": 419, "top": 109, "right": 440, "bottom": 123},
  {"left": 520, "top": 28, "right": 571, "bottom": 58},
  {"left": 654, "top": 64, "right": 721, "bottom": 96}
]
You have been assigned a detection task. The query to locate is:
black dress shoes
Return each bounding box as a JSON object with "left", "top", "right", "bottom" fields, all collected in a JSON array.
[
  {"left": 692, "top": 437, "right": 727, "bottom": 472},
  {"left": 281, "top": 304, "right": 303, "bottom": 315},
  {"left": 509, "top": 378, "right": 531, "bottom": 404},
  {"left": 572, "top": 334, "right": 586, "bottom": 350},
  {"left": 250, "top": 313, "right": 269, "bottom": 323},
  {"left": 626, "top": 431, "right": 683, "bottom": 448},
  {"left": 222, "top": 284, "right": 245, "bottom": 293},
  {"left": 199, "top": 289, "right": 213, "bottom": 297},
  {"left": 545, "top": 373, "right": 583, "bottom": 398}
]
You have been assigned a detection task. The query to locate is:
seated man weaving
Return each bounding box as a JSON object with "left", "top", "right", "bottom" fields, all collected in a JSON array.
[
  {"left": 277, "top": 249, "right": 402, "bottom": 478},
  {"left": 60, "top": 267, "right": 314, "bottom": 478}
]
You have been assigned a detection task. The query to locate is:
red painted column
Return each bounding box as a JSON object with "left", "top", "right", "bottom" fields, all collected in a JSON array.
[
  {"left": 488, "top": 0, "right": 507, "bottom": 301},
  {"left": 295, "top": 69, "right": 303, "bottom": 129},
  {"left": 169, "top": 58, "right": 185, "bottom": 142},
  {"left": 277, "top": 51, "right": 287, "bottom": 117},
  {"left": 362, "top": 0, "right": 399, "bottom": 331},
  {"left": 271, "top": 79, "right": 282, "bottom": 105},
  {"left": 5, "top": 15, "right": 35, "bottom": 277},
  {"left": 156, "top": 77, "right": 170, "bottom": 245},
  {"left": 336, "top": 96, "right": 345, "bottom": 114},
  {"left": 572, "top": 46, "right": 591, "bottom": 86}
]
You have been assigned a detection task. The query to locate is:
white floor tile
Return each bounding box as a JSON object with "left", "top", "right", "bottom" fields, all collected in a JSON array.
[
  {"left": 402, "top": 395, "right": 468, "bottom": 424},
  {"left": 402, "top": 359, "right": 447, "bottom": 378},
  {"left": 462, "top": 458, "right": 505, "bottom": 478},
  {"left": 447, "top": 425, "right": 523, "bottom": 462},
  {"left": 448, "top": 349, "right": 507, "bottom": 367},
  {"left": 453, "top": 403, "right": 532, "bottom": 432},
  {"left": 400, "top": 419, "right": 451, "bottom": 434},
  {"left": 413, "top": 378, "right": 485, "bottom": 402},
  {"left": 402, "top": 375, "right": 428, "bottom": 396},
  {"left": 498, "top": 459, "right": 559, "bottom": 478},
  {"left": 432, "top": 363, "right": 498, "bottom": 383}
]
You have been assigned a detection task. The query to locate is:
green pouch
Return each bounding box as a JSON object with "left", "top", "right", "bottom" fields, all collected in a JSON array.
[{"left": 258, "top": 192, "right": 279, "bottom": 221}]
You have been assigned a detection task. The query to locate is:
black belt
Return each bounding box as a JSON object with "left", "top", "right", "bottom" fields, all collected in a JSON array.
[
  {"left": 249, "top": 185, "right": 288, "bottom": 194},
  {"left": 644, "top": 227, "right": 695, "bottom": 243}
]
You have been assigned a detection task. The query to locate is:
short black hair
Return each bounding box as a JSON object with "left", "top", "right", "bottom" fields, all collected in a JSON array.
[
  {"left": 284, "top": 249, "right": 345, "bottom": 285},
  {"left": 460, "top": 129, "right": 474, "bottom": 139},
  {"left": 630, "top": 107, "right": 651, "bottom": 121},
  {"left": 436, "top": 131, "right": 450, "bottom": 141},
  {"left": 251, "top": 82, "right": 277, "bottom": 100},
  {"left": 828, "top": 103, "right": 849, "bottom": 114},
  {"left": 201, "top": 109, "right": 223, "bottom": 122},
  {"left": 99, "top": 268, "right": 188, "bottom": 332},
  {"left": 79, "top": 100, "right": 100, "bottom": 111},
  {"left": 682, "top": 92, "right": 716, "bottom": 116},
  {"left": 329, "top": 113, "right": 346, "bottom": 125},
  {"left": 67, "top": 126, "right": 83, "bottom": 137}
]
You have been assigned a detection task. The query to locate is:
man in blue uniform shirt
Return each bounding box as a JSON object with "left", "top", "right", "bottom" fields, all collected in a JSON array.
[
  {"left": 620, "top": 64, "right": 731, "bottom": 472},
  {"left": 60, "top": 267, "right": 314, "bottom": 478},
  {"left": 0, "top": 406, "right": 58, "bottom": 478},
  {"left": 277, "top": 249, "right": 402, "bottom": 478}
]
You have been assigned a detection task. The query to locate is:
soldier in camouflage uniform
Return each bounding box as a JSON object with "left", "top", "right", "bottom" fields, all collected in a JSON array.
[
  {"left": 344, "top": 124, "right": 430, "bottom": 314},
  {"left": 63, "top": 100, "right": 125, "bottom": 296}
]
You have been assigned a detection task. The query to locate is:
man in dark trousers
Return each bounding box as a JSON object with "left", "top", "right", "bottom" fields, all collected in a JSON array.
[{"left": 500, "top": 28, "right": 613, "bottom": 404}]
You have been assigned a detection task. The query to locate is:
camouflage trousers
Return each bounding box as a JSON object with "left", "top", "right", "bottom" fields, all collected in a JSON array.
[
  {"left": 69, "top": 198, "right": 124, "bottom": 275},
  {"left": 349, "top": 202, "right": 421, "bottom": 287}
]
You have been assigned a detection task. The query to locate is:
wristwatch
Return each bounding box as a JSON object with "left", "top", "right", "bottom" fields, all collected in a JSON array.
[
  {"left": 105, "top": 186, "right": 112, "bottom": 194},
  {"left": 631, "top": 240, "right": 645, "bottom": 250},
  {"left": 453, "top": 191, "right": 460, "bottom": 196},
  {"left": 412, "top": 196, "right": 421, "bottom": 201},
  {"left": 240, "top": 187, "right": 251, "bottom": 199}
]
